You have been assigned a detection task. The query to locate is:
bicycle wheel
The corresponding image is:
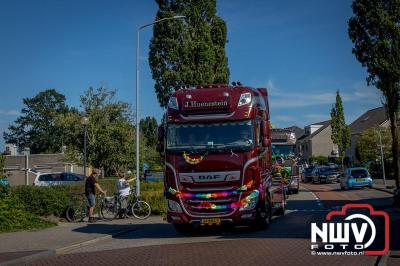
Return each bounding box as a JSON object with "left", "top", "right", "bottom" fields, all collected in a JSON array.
[
  {"left": 131, "top": 200, "right": 151, "bottom": 219},
  {"left": 100, "top": 199, "right": 119, "bottom": 221},
  {"left": 66, "top": 203, "right": 86, "bottom": 222}
]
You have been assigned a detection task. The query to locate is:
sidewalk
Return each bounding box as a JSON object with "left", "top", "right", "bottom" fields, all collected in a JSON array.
[
  {"left": 0, "top": 216, "right": 163, "bottom": 265},
  {"left": 373, "top": 179, "right": 396, "bottom": 194}
]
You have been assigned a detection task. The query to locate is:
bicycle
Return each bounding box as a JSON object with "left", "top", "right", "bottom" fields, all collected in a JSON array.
[
  {"left": 65, "top": 193, "right": 105, "bottom": 222},
  {"left": 99, "top": 187, "right": 151, "bottom": 221}
]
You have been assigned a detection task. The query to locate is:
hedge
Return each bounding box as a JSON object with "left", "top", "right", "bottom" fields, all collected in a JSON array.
[
  {"left": 11, "top": 179, "right": 166, "bottom": 218},
  {"left": 0, "top": 188, "right": 55, "bottom": 233}
]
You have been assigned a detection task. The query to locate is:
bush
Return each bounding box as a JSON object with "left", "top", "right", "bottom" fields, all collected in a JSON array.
[
  {"left": 11, "top": 179, "right": 166, "bottom": 218},
  {"left": 12, "top": 184, "right": 82, "bottom": 217},
  {"left": 0, "top": 189, "right": 55, "bottom": 233}
]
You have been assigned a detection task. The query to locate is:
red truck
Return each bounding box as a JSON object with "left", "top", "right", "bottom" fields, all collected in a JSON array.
[{"left": 157, "top": 84, "right": 286, "bottom": 232}]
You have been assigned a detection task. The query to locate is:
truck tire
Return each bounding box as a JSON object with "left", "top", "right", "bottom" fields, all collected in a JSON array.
[
  {"left": 275, "top": 197, "right": 286, "bottom": 216},
  {"left": 253, "top": 198, "right": 272, "bottom": 230},
  {"left": 174, "top": 224, "right": 192, "bottom": 234}
]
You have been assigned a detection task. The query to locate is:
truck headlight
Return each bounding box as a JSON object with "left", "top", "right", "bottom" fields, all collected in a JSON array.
[
  {"left": 238, "top": 93, "right": 252, "bottom": 107},
  {"left": 168, "top": 200, "right": 183, "bottom": 213},
  {"left": 239, "top": 190, "right": 259, "bottom": 211},
  {"left": 168, "top": 97, "right": 179, "bottom": 110}
]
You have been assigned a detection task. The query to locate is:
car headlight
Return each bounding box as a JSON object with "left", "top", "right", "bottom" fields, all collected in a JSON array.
[
  {"left": 238, "top": 93, "right": 252, "bottom": 107},
  {"left": 168, "top": 97, "right": 179, "bottom": 110},
  {"left": 168, "top": 200, "right": 183, "bottom": 213},
  {"left": 239, "top": 190, "right": 259, "bottom": 211}
]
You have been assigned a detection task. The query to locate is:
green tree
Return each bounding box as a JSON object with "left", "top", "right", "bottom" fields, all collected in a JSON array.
[
  {"left": 330, "top": 90, "right": 351, "bottom": 168},
  {"left": 140, "top": 116, "right": 158, "bottom": 147},
  {"left": 348, "top": 0, "right": 400, "bottom": 190},
  {"left": 3, "top": 89, "right": 69, "bottom": 154},
  {"left": 59, "top": 87, "right": 135, "bottom": 175},
  {"left": 149, "top": 0, "right": 230, "bottom": 108},
  {"left": 356, "top": 127, "right": 392, "bottom": 163}
]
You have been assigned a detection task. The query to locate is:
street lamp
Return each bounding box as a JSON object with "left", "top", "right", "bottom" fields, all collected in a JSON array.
[
  {"left": 135, "top": 15, "right": 186, "bottom": 196},
  {"left": 81, "top": 116, "right": 89, "bottom": 178},
  {"left": 375, "top": 128, "right": 386, "bottom": 186}
]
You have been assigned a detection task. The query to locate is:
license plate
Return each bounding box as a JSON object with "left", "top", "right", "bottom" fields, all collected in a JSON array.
[
  {"left": 357, "top": 178, "right": 364, "bottom": 182},
  {"left": 201, "top": 218, "right": 221, "bottom": 225}
]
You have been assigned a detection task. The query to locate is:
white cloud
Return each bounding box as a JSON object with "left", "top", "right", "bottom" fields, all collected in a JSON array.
[
  {"left": 0, "top": 110, "right": 20, "bottom": 116},
  {"left": 265, "top": 81, "right": 383, "bottom": 109},
  {"left": 275, "top": 115, "right": 295, "bottom": 122}
]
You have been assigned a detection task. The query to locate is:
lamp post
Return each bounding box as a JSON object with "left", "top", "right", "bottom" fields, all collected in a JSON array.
[
  {"left": 81, "top": 117, "right": 89, "bottom": 178},
  {"left": 136, "top": 15, "right": 185, "bottom": 196},
  {"left": 376, "top": 128, "right": 386, "bottom": 186}
]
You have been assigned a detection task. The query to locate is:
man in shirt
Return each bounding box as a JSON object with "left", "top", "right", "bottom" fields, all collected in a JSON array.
[{"left": 85, "top": 171, "right": 106, "bottom": 223}]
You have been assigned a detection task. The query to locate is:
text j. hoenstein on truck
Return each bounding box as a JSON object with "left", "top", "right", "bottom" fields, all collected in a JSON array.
[{"left": 157, "top": 83, "right": 286, "bottom": 232}]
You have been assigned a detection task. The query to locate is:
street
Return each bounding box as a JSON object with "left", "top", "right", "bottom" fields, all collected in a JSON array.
[{"left": 24, "top": 183, "right": 395, "bottom": 266}]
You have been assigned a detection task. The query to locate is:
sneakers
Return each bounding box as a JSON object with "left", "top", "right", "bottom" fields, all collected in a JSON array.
[{"left": 88, "top": 217, "right": 96, "bottom": 223}]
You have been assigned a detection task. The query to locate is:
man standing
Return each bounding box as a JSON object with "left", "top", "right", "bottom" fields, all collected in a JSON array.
[{"left": 85, "top": 171, "right": 106, "bottom": 223}]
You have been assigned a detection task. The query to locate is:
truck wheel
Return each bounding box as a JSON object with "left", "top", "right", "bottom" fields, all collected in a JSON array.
[
  {"left": 275, "top": 198, "right": 286, "bottom": 216},
  {"left": 173, "top": 224, "right": 192, "bottom": 234},
  {"left": 253, "top": 199, "right": 272, "bottom": 230}
]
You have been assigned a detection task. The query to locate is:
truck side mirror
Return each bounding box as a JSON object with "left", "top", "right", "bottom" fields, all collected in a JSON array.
[
  {"left": 262, "top": 137, "right": 271, "bottom": 147},
  {"left": 156, "top": 142, "right": 164, "bottom": 152},
  {"left": 157, "top": 125, "right": 165, "bottom": 141},
  {"left": 261, "top": 121, "right": 269, "bottom": 137}
]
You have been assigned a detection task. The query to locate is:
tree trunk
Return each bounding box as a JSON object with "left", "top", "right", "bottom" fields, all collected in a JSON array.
[{"left": 389, "top": 111, "right": 400, "bottom": 189}]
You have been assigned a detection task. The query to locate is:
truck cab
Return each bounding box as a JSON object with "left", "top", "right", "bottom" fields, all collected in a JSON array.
[{"left": 158, "top": 84, "right": 286, "bottom": 231}]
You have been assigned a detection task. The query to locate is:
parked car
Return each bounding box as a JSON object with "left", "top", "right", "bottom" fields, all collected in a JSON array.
[
  {"left": 33, "top": 172, "right": 84, "bottom": 186},
  {"left": 301, "top": 166, "right": 314, "bottom": 183},
  {"left": 340, "top": 167, "right": 373, "bottom": 190},
  {"left": 311, "top": 166, "right": 339, "bottom": 184}
]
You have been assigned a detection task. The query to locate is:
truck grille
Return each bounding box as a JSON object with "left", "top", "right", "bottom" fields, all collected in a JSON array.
[{"left": 181, "top": 186, "right": 240, "bottom": 215}]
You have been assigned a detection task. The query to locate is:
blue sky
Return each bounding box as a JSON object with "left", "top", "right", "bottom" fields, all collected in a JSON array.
[{"left": 0, "top": 0, "right": 383, "bottom": 151}]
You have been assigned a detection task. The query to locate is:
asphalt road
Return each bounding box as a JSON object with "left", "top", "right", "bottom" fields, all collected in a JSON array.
[{"left": 25, "top": 183, "right": 394, "bottom": 266}]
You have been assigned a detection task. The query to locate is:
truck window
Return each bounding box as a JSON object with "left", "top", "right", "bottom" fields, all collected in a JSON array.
[{"left": 167, "top": 120, "right": 254, "bottom": 151}]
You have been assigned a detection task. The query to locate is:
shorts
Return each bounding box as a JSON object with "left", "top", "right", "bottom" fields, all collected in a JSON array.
[{"left": 86, "top": 193, "right": 96, "bottom": 207}]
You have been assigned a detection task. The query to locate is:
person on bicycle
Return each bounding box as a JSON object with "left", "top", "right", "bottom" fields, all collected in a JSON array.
[
  {"left": 85, "top": 170, "right": 106, "bottom": 223},
  {"left": 116, "top": 171, "right": 136, "bottom": 217}
]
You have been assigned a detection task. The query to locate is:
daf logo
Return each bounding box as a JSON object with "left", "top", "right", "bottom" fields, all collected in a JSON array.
[
  {"left": 179, "top": 171, "right": 240, "bottom": 183},
  {"left": 198, "top": 174, "right": 221, "bottom": 180}
]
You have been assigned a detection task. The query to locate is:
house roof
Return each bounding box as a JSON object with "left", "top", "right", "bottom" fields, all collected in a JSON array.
[
  {"left": 349, "top": 107, "right": 388, "bottom": 134},
  {"left": 297, "top": 120, "right": 331, "bottom": 141},
  {"left": 271, "top": 128, "right": 292, "bottom": 142},
  {"left": 284, "top": 126, "right": 305, "bottom": 139}
]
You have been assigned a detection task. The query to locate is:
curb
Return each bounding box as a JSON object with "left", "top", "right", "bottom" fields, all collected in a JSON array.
[
  {"left": 0, "top": 250, "right": 55, "bottom": 266},
  {"left": 55, "top": 226, "right": 138, "bottom": 254},
  {"left": 0, "top": 226, "right": 139, "bottom": 266},
  {"left": 372, "top": 186, "right": 394, "bottom": 195}
]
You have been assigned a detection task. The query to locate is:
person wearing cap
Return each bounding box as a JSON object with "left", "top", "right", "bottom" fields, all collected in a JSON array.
[{"left": 85, "top": 171, "right": 106, "bottom": 223}]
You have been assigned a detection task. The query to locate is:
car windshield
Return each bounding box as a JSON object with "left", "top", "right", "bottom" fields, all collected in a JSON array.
[
  {"left": 272, "top": 145, "right": 295, "bottom": 157},
  {"left": 351, "top": 169, "right": 369, "bottom": 178},
  {"left": 305, "top": 168, "right": 313, "bottom": 173},
  {"left": 320, "top": 167, "right": 332, "bottom": 173},
  {"left": 167, "top": 120, "right": 254, "bottom": 152}
]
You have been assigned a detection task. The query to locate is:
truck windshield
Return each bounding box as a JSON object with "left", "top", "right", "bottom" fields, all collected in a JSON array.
[{"left": 167, "top": 120, "right": 254, "bottom": 152}]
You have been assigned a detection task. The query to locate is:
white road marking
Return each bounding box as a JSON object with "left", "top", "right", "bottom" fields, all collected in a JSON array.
[{"left": 300, "top": 186, "right": 325, "bottom": 210}]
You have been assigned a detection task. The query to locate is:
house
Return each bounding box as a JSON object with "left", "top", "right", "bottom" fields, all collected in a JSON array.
[
  {"left": 284, "top": 126, "right": 305, "bottom": 140},
  {"left": 296, "top": 120, "right": 339, "bottom": 161},
  {"left": 347, "top": 106, "right": 389, "bottom": 162}
]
